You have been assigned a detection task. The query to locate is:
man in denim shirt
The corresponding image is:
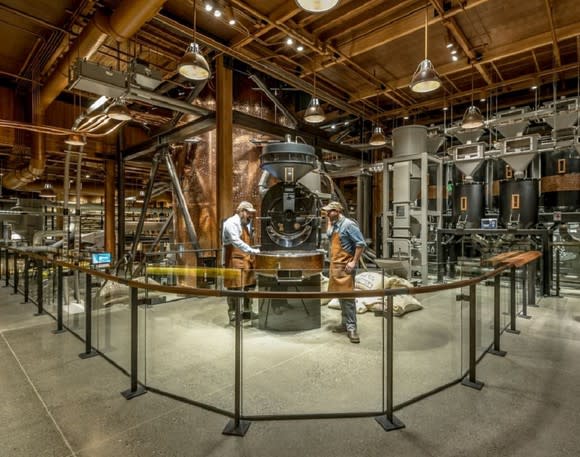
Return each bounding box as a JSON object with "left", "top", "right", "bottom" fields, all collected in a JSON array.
[{"left": 322, "top": 201, "right": 366, "bottom": 343}]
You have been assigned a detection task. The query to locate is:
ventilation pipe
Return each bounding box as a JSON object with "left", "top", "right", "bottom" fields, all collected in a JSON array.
[{"left": 3, "top": 0, "right": 167, "bottom": 189}]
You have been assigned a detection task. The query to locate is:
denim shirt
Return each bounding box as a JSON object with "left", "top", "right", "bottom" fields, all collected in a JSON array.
[{"left": 327, "top": 215, "right": 367, "bottom": 256}]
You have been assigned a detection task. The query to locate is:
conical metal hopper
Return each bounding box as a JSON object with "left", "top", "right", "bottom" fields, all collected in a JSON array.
[
  {"left": 495, "top": 120, "right": 529, "bottom": 138},
  {"left": 452, "top": 143, "right": 485, "bottom": 180},
  {"left": 426, "top": 134, "right": 444, "bottom": 154},
  {"left": 261, "top": 142, "right": 317, "bottom": 182},
  {"left": 454, "top": 129, "right": 484, "bottom": 144},
  {"left": 500, "top": 134, "right": 539, "bottom": 177},
  {"left": 544, "top": 111, "right": 579, "bottom": 130}
]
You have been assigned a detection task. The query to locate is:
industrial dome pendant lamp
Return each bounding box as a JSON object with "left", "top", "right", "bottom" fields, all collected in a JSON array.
[
  {"left": 369, "top": 90, "right": 386, "bottom": 146},
  {"left": 409, "top": 4, "right": 441, "bottom": 93},
  {"left": 304, "top": 70, "right": 326, "bottom": 124},
  {"left": 178, "top": 0, "right": 210, "bottom": 80},
  {"left": 295, "top": 0, "right": 340, "bottom": 13},
  {"left": 461, "top": 65, "right": 485, "bottom": 129}
]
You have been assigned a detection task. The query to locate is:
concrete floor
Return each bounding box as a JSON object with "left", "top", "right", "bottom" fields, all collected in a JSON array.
[{"left": 1, "top": 282, "right": 580, "bottom": 457}]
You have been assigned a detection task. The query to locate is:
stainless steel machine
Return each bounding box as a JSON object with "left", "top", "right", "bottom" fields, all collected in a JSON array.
[{"left": 255, "top": 140, "right": 324, "bottom": 331}]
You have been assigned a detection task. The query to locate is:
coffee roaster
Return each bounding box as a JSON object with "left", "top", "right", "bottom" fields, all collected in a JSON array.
[{"left": 255, "top": 140, "right": 324, "bottom": 331}]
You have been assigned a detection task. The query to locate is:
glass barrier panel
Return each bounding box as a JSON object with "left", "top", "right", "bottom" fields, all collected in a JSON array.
[
  {"left": 476, "top": 280, "right": 494, "bottom": 359},
  {"left": 393, "top": 283, "right": 463, "bottom": 406},
  {"left": 143, "top": 289, "right": 234, "bottom": 410},
  {"left": 43, "top": 261, "right": 57, "bottom": 315},
  {"left": 92, "top": 278, "right": 132, "bottom": 372},
  {"left": 63, "top": 270, "right": 85, "bottom": 333},
  {"left": 242, "top": 268, "right": 384, "bottom": 416}
]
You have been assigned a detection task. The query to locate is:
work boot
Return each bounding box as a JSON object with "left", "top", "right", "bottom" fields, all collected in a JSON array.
[
  {"left": 242, "top": 309, "right": 259, "bottom": 320},
  {"left": 347, "top": 330, "right": 360, "bottom": 344},
  {"left": 331, "top": 324, "right": 347, "bottom": 333}
]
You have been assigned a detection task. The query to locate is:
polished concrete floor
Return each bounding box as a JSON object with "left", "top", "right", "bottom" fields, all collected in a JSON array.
[{"left": 1, "top": 282, "right": 580, "bottom": 457}]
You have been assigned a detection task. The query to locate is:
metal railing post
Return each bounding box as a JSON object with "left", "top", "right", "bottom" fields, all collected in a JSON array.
[
  {"left": 4, "top": 248, "right": 9, "bottom": 287},
  {"left": 528, "top": 260, "right": 538, "bottom": 307},
  {"left": 462, "top": 284, "right": 484, "bottom": 389},
  {"left": 489, "top": 274, "right": 506, "bottom": 356},
  {"left": 555, "top": 247, "right": 561, "bottom": 297},
  {"left": 52, "top": 265, "right": 66, "bottom": 334},
  {"left": 376, "top": 295, "right": 405, "bottom": 431},
  {"left": 23, "top": 256, "right": 29, "bottom": 303},
  {"left": 12, "top": 251, "right": 18, "bottom": 294},
  {"left": 518, "top": 264, "right": 531, "bottom": 319},
  {"left": 506, "top": 266, "right": 520, "bottom": 334},
  {"left": 34, "top": 259, "right": 44, "bottom": 316},
  {"left": 223, "top": 294, "right": 251, "bottom": 436},
  {"left": 121, "top": 286, "right": 146, "bottom": 399},
  {"left": 79, "top": 272, "right": 98, "bottom": 359}
]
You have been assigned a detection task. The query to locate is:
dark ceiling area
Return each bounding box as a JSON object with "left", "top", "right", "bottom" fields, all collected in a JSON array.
[{"left": 0, "top": 0, "right": 579, "bottom": 195}]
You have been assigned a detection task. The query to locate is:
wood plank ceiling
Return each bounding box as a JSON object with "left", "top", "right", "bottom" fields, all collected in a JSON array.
[{"left": 0, "top": 0, "right": 579, "bottom": 194}]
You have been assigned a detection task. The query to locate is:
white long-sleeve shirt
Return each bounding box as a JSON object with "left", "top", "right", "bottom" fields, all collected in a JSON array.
[{"left": 222, "top": 214, "right": 259, "bottom": 254}]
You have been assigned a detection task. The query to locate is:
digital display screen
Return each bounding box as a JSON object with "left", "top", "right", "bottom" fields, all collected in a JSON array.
[{"left": 91, "top": 252, "right": 112, "bottom": 265}]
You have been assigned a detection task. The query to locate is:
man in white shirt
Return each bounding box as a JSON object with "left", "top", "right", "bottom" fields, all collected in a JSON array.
[{"left": 222, "top": 201, "right": 260, "bottom": 324}]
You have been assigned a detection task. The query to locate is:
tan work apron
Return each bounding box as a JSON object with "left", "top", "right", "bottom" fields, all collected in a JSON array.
[
  {"left": 224, "top": 225, "right": 256, "bottom": 289},
  {"left": 328, "top": 231, "right": 354, "bottom": 292}
]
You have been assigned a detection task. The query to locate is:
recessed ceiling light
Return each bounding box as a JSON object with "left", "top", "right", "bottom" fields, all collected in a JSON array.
[
  {"left": 297, "top": 45, "right": 304, "bottom": 52},
  {"left": 286, "top": 38, "right": 293, "bottom": 45},
  {"left": 228, "top": 18, "right": 236, "bottom": 25},
  {"left": 452, "top": 55, "right": 459, "bottom": 62},
  {"left": 213, "top": 9, "right": 221, "bottom": 17},
  {"left": 205, "top": 3, "right": 213, "bottom": 11}
]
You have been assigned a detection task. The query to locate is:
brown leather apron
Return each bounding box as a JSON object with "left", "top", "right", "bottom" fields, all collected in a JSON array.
[
  {"left": 224, "top": 225, "right": 256, "bottom": 289},
  {"left": 328, "top": 231, "right": 354, "bottom": 292}
]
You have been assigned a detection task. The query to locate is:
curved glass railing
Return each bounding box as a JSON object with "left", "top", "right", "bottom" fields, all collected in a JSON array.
[{"left": 0, "top": 244, "right": 541, "bottom": 433}]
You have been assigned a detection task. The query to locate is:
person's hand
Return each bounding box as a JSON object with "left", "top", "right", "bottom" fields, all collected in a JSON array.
[{"left": 345, "top": 260, "right": 356, "bottom": 273}]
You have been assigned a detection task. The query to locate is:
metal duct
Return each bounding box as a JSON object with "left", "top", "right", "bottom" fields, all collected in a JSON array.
[{"left": 3, "top": 0, "right": 167, "bottom": 190}]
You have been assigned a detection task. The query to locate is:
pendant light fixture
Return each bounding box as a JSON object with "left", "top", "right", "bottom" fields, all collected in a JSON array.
[
  {"left": 304, "top": 70, "right": 325, "bottom": 124},
  {"left": 39, "top": 182, "right": 56, "bottom": 198},
  {"left": 369, "top": 90, "right": 386, "bottom": 146},
  {"left": 178, "top": 0, "right": 210, "bottom": 81},
  {"left": 64, "top": 133, "right": 86, "bottom": 146},
  {"left": 295, "top": 0, "right": 340, "bottom": 13},
  {"left": 409, "top": 4, "right": 441, "bottom": 93},
  {"left": 105, "top": 98, "right": 132, "bottom": 121},
  {"left": 461, "top": 65, "right": 485, "bottom": 129}
]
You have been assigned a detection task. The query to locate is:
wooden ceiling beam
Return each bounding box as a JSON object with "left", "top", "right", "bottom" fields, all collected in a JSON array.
[
  {"left": 352, "top": 22, "right": 580, "bottom": 102},
  {"left": 308, "top": 0, "right": 491, "bottom": 75},
  {"left": 373, "top": 62, "right": 580, "bottom": 121},
  {"left": 544, "top": 0, "right": 562, "bottom": 67},
  {"left": 231, "top": 2, "right": 300, "bottom": 50}
]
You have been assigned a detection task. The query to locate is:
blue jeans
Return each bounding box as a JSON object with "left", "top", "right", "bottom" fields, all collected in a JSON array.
[{"left": 340, "top": 297, "right": 357, "bottom": 331}]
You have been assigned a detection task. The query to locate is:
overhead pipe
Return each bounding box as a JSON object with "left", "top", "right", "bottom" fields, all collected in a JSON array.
[{"left": 3, "top": 0, "right": 167, "bottom": 190}]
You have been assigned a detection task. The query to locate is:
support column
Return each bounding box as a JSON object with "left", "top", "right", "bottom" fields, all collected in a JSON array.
[
  {"left": 105, "top": 160, "right": 116, "bottom": 257},
  {"left": 216, "top": 55, "right": 233, "bottom": 245}
]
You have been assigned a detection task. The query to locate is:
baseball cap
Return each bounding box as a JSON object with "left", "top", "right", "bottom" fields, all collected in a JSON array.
[
  {"left": 237, "top": 201, "right": 257, "bottom": 212},
  {"left": 321, "top": 201, "right": 343, "bottom": 212}
]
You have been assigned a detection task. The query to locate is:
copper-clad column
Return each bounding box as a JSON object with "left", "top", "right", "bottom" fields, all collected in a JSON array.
[
  {"left": 104, "top": 160, "right": 116, "bottom": 258},
  {"left": 216, "top": 55, "right": 233, "bottom": 246}
]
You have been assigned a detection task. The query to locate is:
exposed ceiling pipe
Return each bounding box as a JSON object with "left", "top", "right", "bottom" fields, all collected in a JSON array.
[{"left": 3, "top": 0, "right": 167, "bottom": 190}]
